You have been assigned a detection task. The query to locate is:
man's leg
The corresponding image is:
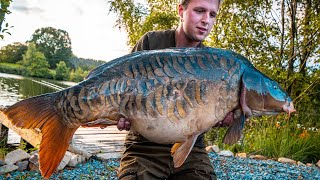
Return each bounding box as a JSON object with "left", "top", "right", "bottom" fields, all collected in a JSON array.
[
  {"left": 118, "top": 142, "right": 172, "bottom": 180},
  {"left": 170, "top": 147, "right": 217, "bottom": 180}
]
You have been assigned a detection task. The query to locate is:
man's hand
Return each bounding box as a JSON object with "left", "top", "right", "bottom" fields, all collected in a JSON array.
[
  {"left": 214, "top": 112, "right": 234, "bottom": 127},
  {"left": 117, "top": 118, "right": 131, "bottom": 131}
]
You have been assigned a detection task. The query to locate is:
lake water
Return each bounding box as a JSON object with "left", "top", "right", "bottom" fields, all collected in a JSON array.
[
  {"left": 0, "top": 72, "right": 76, "bottom": 107},
  {"left": 0, "top": 72, "right": 77, "bottom": 144}
]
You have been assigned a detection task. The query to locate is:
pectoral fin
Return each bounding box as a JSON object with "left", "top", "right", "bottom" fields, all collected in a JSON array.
[
  {"left": 223, "top": 111, "right": 246, "bottom": 145},
  {"left": 171, "top": 134, "right": 199, "bottom": 168}
]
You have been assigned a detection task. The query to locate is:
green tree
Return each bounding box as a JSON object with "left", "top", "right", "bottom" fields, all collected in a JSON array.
[
  {"left": 29, "top": 27, "right": 73, "bottom": 69},
  {"left": 0, "top": 42, "right": 27, "bottom": 63},
  {"left": 108, "top": 0, "right": 320, "bottom": 133},
  {"left": 55, "top": 61, "right": 70, "bottom": 80},
  {"left": 22, "top": 43, "right": 50, "bottom": 78},
  {"left": 69, "top": 67, "right": 89, "bottom": 82},
  {"left": 109, "top": 0, "right": 178, "bottom": 46},
  {"left": 0, "top": 0, "right": 12, "bottom": 39},
  {"left": 208, "top": 0, "right": 320, "bottom": 123}
]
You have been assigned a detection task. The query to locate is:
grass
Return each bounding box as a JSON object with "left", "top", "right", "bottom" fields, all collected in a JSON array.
[
  {"left": 0, "top": 138, "right": 9, "bottom": 160},
  {"left": 243, "top": 115, "right": 320, "bottom": 163},
  {"left": 0, "top": 62, "right": 23, "bottom": 75},
  {"left": 0, "top": 62, "right": 22, "bottom": 67},
  {"left": 205, "top": 114, "right": 320, "bottom": 163}
]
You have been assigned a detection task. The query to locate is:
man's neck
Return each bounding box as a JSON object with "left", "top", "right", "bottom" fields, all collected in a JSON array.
[{"left": 175, "top": 26, "right": 201, "bottom": 48}]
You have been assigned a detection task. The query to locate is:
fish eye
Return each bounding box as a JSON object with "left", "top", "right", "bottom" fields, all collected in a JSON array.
[{"left": 274, "top": 86, "right": 278, "bottom": 90}]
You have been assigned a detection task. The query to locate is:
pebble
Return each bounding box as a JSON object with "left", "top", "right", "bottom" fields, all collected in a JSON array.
[
  {"left": 218, "top": 150, "right": 234, "bottom": 157},
  {"left": 211, "top": 145, "right": 220, "bottom": 153},
  {"left": 249, "top": 154, "right": 268, "bottom": 160},
  {"left": 96, "top": 152, "right": 121, "bottom": 160},
  {"left": 205, "top": 146, "right": 213, "bottom": 152},
  {"left": 68, "top": 154, "right": 86, "bottom": 167},
  {"left": 297, "top": 161, "right": 305, "bottom": 166},
  {"left": 236, "top": 153, "right": 247, "bottom": 158},
  {"left": 278, "top": 157, "right": 297, "bottom": 165},
  {"left": 306, "top": 163, "right": 314, "bottom": 167},
  {"left": 16, "top": 160, "right": 29, "bottom": 171},
  {"left": 28, "top": 153, "right": 39, "bottom": 171},
  {"left": 57, "top": 151, "right": 73, "bottom": 171},
  {"left": 4, "top": 149, "right": 30, "bottom": 165},
  {"left": 205, "top": 145, "right": 221, "bottom": 153},
  {"left": 0, "top": 153, "right": 319, "bottom": 179},
  {"left": 0, "top": 165, "right": 18, "bottom": 175},
  {"left": 0, "top": 160, "right": 5, "bottom": 166}
]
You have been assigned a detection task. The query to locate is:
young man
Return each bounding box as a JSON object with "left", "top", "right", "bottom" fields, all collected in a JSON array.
[{"left": 117, "top": 0, "right": 221, "bottom": 179}]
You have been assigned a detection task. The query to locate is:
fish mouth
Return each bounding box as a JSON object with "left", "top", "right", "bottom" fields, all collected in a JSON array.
[
  {"left": 251, "top": 110, "right": 280, "bottom": 116},
  {"left": 251, "top": 101, "right": 296, "bottom": 117},
  {"left": 282, "top": 101, "right": 296, "bottom": 117}
]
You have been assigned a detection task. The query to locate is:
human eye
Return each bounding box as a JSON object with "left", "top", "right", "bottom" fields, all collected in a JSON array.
[
  {"left": 194, "top": 8, "right": 204, "bottom": 13},
  {"left": 210, "top": 12, "right": 217, "bottom": 18}
]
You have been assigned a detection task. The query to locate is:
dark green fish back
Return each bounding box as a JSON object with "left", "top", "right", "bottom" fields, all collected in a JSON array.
[{"left": 70, "top": 48, "right": 246, "bottom": 123}]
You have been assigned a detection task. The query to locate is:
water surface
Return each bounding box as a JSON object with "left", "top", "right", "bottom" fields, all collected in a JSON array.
[{"left": 0, "top": 72, "right": 76, "bottom": 107}]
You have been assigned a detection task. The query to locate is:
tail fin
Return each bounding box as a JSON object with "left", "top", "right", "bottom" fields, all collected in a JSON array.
[{"left": 4, "top": 93, "right": 78, "bottom": 178}]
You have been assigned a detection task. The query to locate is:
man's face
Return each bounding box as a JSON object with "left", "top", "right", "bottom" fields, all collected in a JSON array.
[{"left": 179, "top": 0, "right": 220, "bottom": 42}]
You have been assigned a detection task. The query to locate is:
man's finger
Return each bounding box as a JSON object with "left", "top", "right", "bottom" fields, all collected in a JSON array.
[
  {"left": 124, "top": 120, "right": 131, "bottom": 131},
  {"left": 117, "top": 118, "right": 125, "bottom": 131}
]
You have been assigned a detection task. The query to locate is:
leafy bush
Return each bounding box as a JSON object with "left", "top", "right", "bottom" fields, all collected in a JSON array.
[
  {"left": 205, "top": 115, "right": 320, "bottom": 163},
  {"left": 55, "top": 61, "right": 70, "bottom": 80},
  {"left": 22, "top": 43, "right": 50, "bottom": 78},
  {"left": 69, "top": 67, "right": 89, "bottom": 82}
]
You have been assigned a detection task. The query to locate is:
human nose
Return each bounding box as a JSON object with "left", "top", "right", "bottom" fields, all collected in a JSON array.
[{"left": 201, "top": 13, "right": 210, "bottom": 24}]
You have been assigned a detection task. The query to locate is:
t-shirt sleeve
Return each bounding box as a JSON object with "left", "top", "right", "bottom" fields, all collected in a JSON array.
[{"left": 131, "top": 32, "right": 150, "bottom": 53}]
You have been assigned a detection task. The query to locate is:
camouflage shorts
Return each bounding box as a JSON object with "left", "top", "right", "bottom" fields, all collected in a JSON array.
[{"left": 118, "top": 142, "right": 216, "bottom": 180}]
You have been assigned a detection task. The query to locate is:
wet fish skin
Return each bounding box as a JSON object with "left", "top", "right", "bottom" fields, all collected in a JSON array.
[
  {"left": 4, "top": 47, "right": 295, "bottom": 178},
  {"left": 55, "top": 48, "right": 242, "bottom": 130}
]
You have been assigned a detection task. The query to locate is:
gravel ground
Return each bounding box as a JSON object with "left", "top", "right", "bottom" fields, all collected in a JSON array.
[{"left": 1, "top": 152, "right": 319, "bottom": 180}]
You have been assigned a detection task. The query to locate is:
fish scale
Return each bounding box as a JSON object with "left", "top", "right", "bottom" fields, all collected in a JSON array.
[
  {"left": 3, "top": 47, "right": 295, "bottom": 178},
  {"left": 61, "top": 50, "right": 240, "bottom": 124}
]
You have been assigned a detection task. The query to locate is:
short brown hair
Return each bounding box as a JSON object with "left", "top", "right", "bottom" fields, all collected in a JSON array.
[{"left": 180, "top": 0, "right": 222, "bottom": 8}]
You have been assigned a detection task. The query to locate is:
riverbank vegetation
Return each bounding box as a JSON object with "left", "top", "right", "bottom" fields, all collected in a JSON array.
[{"left": 0, "top": 27, "right": 105, "bottom": 82}]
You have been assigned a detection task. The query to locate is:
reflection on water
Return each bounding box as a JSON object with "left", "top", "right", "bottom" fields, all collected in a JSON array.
[{"left": 0, "top": 73, "right": 75, "bottom": 106}]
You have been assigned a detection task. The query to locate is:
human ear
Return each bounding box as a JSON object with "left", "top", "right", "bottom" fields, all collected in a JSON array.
[{"left": 178, "top": 4, "right": 184, "bottom": 20}]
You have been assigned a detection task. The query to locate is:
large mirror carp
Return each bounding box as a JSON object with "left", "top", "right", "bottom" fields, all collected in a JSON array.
[{"left": 4, "top": 47, "right": 295, "bottom": 178}]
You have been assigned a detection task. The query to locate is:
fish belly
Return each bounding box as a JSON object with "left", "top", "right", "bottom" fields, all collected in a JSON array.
[{"left": 131, "top": 116, "right": 197, "bottom": 144}]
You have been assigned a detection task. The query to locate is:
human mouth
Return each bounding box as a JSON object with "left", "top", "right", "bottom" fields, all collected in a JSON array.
[{"left": 197, "top": 27, "right": 207, "bottom": 33}]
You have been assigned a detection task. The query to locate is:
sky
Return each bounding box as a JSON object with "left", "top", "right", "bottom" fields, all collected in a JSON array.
[{"left": 0, "top": 0, "right": 131, "bottom": 61}]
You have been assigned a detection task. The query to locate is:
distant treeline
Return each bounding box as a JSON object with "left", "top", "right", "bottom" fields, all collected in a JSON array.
[
  {"left": 68, "top": 56, "right": 105, "bottom": 71},
  {"left": 0, "top": 27, "right": 106, "bottom": 82}
]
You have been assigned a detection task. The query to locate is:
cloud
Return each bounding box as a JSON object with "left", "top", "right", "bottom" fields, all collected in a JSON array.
[
  {"left": 12, "top": 5, "right": 44, "bottom": 14},
  {"left": 11, "top": 0, "right": 44, "bottom": 15},
  {"left": 71, "top": 4, "right": 85, "bottom": 16}
]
